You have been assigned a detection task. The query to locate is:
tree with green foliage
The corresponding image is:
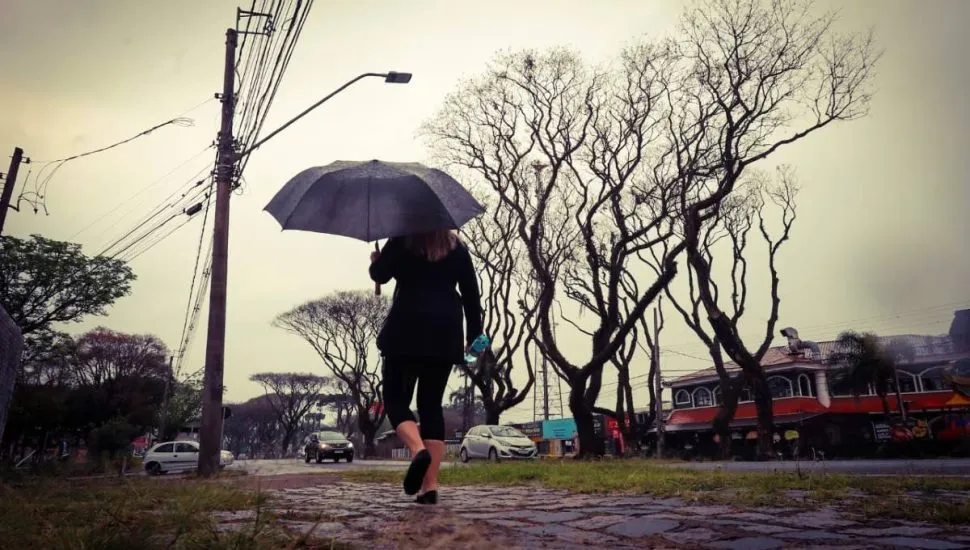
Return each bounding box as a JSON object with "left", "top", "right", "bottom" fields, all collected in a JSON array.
[
  {"left": 0, "top": 235, "right": 135, "bottom": 335},
  {"left": 829, "top": 332, "right": 916, "bottom": 421}
]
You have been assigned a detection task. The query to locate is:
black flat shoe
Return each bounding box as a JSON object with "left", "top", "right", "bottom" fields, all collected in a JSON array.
[
  {"left": 415, "top": 490, "right": 438, "bottom": 505},
  {"left": 403, "top": 450, "right": 432, "bottom": 496}
]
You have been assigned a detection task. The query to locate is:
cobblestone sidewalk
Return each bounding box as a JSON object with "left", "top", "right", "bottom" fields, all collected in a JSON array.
[{"left": 213, "top": 482, "right": 970, "bottom": 549}]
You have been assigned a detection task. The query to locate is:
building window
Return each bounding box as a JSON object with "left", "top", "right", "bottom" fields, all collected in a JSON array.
[
  {"left": 829, "top": 372, "right": 855, "bottom": 397},
  {"left": 798, "top": 374, "right": 813, "bottom": 397},
  {"left": 693, "top": 387, "right": 713, "bottom": 407},
  {"left": 893, "top": 370, "right": 918, "bottom": 394},
  {"left": 920, "top": 367, "right": 946, "bottom": 392},
  {"left": 739, "top": 387, "right": 753, "bottom": 402},
  {"left": 675, "top": 390, "right": 692, "bottom": 407},
  {"left": 768, "top": 376, "right": 794, "bottom": 399}
]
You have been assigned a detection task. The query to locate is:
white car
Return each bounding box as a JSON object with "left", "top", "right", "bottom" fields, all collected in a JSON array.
[
  {"left": 143, "top": 440, "right": 233, "bottom": 475},
  {"left": 459, "top": 425, "right": 538, "bottom": 462}
]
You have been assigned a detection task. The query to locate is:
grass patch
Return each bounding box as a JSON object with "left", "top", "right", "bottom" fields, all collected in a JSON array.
[
  {"left": 340, "top": 459, "right": 970, "bottom": 524},
  {"left": 0, "top": 475, "right": 322, "bottom": 549}
]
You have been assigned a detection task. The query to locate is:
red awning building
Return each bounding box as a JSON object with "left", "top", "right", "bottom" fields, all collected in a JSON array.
[{"left": 660, "top": 317, "right": 970, "bottom": 458}]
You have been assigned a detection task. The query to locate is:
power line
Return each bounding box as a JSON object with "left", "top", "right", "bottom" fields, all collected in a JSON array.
[
  {"left": 17, "top": 97, "right": 214, "bottom": 215},
  {"left": 174, "top": 174, "right": 216, "bottom": 376},
  {"left": 69, "top": 144, "right": 215, "bottom": 241}
]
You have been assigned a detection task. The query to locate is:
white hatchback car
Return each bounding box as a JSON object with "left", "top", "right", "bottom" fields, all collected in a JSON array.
[
  {"left": 459, "top": 425, "right": 538, "bottom": 462},
  {"left": 143, "top": 440, "right": 233, "bottom": 475}
]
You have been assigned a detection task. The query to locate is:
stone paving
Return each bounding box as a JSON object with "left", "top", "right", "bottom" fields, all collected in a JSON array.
[{"left": 212, "top": 481, "right": 970, "bottom": 549}]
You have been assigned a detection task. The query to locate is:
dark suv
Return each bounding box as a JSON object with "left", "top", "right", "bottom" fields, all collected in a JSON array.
[{"left": 303, "top": 431, "right": 354, "bottom": 463}]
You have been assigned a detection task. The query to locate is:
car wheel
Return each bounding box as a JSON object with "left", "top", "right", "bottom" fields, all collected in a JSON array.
[
  {"left": 459, "top": 448, "right": 470, "bottom": 463},
  {"left": 304, "top": 453, "right": 311, "bottom": 464},
  {"left": 347, "top": 455, "right": 354, "bottom": 463},
  {"left": 145, "top": 462, "right": 161, "bottom": 476},
  {"left": 488, "top": 448, "right": 499, "bottom": 463},
  {"left": 315, "top": 454, "right": 323, "bottom": 464}
]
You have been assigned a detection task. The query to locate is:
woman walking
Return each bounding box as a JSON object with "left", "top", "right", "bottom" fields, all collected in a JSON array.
[{"left": 369, "top": 229, "right": 482, "bottom": 504}]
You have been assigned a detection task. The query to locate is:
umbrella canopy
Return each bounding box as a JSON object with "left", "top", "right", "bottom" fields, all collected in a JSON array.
[{"left": 263, "top": 160, "right": 485, "bottom": 241}]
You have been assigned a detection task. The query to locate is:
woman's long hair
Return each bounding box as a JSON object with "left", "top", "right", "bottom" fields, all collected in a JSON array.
[{"left": 405, "top": 230, "right": 457, "bottom": 262}]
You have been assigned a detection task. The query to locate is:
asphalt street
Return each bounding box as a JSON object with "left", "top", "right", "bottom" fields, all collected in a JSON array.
[{"left": 664, "top": 457, "right": 970, "bottom": 476}]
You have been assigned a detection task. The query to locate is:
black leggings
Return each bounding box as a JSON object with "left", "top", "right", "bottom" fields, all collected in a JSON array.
[{"left": 382, "top": 356, "right": 452, "bottom": 441}]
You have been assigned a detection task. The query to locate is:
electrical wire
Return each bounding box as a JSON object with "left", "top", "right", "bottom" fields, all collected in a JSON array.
[
  {"left": 69, "top": 144, "right": 215, "bottom": 241},
  {"left": 16, "top": 97, "right": 215, "bottom": 216},
  {"left": 174, "top": 175, "right": 216, "bottom": 374}
]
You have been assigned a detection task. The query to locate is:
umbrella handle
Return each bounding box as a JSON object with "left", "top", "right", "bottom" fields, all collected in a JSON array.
[{"left": 374, "top": 241, "right": 381, "bottom": 296}]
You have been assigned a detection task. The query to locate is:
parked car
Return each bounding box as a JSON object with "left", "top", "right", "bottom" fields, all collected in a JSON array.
[
  {"left": 459, "top": 425, "right": 538, "bottom": 462},
  {"left": 143, "top": 440, "right": 233, "bottom": 475},
  {"left": 303, "top": 431, "right": 354, "bottom": 463}
]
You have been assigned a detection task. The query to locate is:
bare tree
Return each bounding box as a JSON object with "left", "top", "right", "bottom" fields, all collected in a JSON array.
[
  {"left": 319, "top": 391, "right": 356, "bottom": 436},
  {"left": 658, "top": 171, "right": 797, "bottom": 457},
  {"left": 672, "top": 0, "right": 876, "bottom": 458},
  {"left": 273, "top": 290, "right": 389, "bottom": 457},
  {"left": 249, "top": 372, "right": 330, "bottom": 456},
  {"left": 224, "top": 395, "right": 282, "bottom": 459},
  {"left": 423, "top": 0, "right": 876, "bottom": 457},
  {"left": 460, "top": 192, "right": 536, "bottom": 424}
]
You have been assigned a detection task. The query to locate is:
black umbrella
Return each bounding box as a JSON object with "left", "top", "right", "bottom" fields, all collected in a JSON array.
[{"left": 264, "top": 160, "right": 485, "bottom": 293}]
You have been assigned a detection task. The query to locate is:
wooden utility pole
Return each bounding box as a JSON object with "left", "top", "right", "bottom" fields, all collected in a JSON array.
[
  {"left": 198, "top": 28, "right": 237, "bottom": 478},
  {"left": 158, "top": 355, "right": 175, "bottom": 444},
  {"left": 0, "top": 147, "right": 24, "bottom": 235},
  {"left": 653, "top": 305, "right": 665, "bottom": 459}
]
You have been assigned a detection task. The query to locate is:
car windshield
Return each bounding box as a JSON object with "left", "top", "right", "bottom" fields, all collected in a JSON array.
[
  {"left": 316, "top": 432, "right": 345, "bottom": 441},
  {"left": 489, "top": 426, "right": 525, "bottom": 438}
]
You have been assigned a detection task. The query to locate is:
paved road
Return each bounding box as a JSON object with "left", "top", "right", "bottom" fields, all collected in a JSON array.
[
  {"left": 227, "top": 458, "right": 458, "bottom": 476},
  {"left": 665, "top": 458, "right": 970, "bottom": 476}
]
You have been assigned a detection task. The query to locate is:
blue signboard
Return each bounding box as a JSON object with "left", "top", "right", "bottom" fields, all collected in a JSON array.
[{"left": 542, "top": 418, "right": 578, "bottom": 440}]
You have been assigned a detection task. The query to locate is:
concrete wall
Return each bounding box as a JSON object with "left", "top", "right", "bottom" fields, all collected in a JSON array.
[{"left": 0, "top": 305, "right": 23, "bottom": 444}]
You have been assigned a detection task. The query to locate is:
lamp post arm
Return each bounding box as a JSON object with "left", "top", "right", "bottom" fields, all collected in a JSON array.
[{"left": 235, "top": 72, "right": 389, "bottom": 160}]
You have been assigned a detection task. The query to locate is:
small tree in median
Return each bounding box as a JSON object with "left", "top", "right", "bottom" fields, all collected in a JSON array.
[
  {"left": 274, "top": 290, "right": 389, "bottom": 457},
  {"left": 250, "top": 372, "right": 331, "bottom": 456}
]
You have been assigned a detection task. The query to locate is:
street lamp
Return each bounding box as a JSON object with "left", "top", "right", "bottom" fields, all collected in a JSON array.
[{"left": 237, "top": 71, "right": 413, "bottom": 160}]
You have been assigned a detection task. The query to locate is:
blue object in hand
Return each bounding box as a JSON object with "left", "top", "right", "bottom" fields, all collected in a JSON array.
[{"left": 464, "top": 334, "right": 490, "bottom": 364}]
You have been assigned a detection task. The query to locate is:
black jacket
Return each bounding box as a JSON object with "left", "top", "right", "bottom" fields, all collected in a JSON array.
[{"left": 369, "top": 237, "right": 483, "bottom": 363}]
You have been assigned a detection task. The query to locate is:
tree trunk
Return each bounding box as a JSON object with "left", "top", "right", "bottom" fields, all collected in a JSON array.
[
  {"left": 892, "top": 372, "right": 907, "bottom": 421},
  {"left": 712, "top": 376, "right": 742, "bottom": 459},
  {"left": 361, "top": 425, "right": 377, "bottom": 458},
  {"left": 485, "top": 409, "right": 500, "bottom": 425},
  {"left": 747, "top": 369, "right": 775, "bottom": 460},
  {"left": 880, "top": 394, "right": 892, "bottom": 421},
  {"left": 569, "top": 379, "right": 602, "bottom": 458},
  {"left": 280, "top": 429, "right": 296, "bottom": 457}
]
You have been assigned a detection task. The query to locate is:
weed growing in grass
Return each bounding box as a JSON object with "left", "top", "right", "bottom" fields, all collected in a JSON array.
[{"left": 0, "top": 476, "right": 300, "bottom": 549}]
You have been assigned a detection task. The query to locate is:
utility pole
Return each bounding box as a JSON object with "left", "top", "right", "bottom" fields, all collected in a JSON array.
[
  {"left": 0, "top": 147, "right": 24, "bottom": 235},
  {"left": 158, "top": 355, "right": 175, "bottom": 444},
  {"left": 198, "top": 28, "right": 237, "bottom": 478},
  {"left": 542, "top": 357, "right": 550, "bottom": 420},
  {"left": 653, "top": 305, "right": 665, "bottom": 459}
]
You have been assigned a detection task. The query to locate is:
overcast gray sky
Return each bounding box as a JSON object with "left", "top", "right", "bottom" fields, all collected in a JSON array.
[{"left": 2, "top": 0, "right": 968, "bottom": 423}]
